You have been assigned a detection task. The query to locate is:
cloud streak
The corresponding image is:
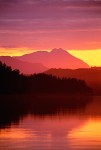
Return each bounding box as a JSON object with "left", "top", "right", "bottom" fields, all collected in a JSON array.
[{"left": 0, "top": 0, "right": 101, "bottom": 50}]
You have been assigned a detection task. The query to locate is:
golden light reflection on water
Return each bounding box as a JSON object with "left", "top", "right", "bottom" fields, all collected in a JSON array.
[
  {"left": 68, "top": 119, "right": 101, "bottom": 148},
  {"left": 1, "top": 117, "right": 101, "bottom": 150},
  {"left": 0, "top": 128, "right": 34, "bottom": 139},
  {"left": 1, "top": 97, "right": 101, "bottom": 150}
]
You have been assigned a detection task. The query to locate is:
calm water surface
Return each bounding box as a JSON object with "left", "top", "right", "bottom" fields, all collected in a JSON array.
[{"left": 0, "top": 96, "right": 101, "bottom": 150}]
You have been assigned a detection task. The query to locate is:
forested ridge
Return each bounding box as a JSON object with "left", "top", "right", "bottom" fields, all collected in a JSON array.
[{"left": 0, "top": 62, "right": 92, "bottom": 94}]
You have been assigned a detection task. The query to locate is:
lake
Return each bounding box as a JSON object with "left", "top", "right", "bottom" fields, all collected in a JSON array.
[{"left": 0, "top": 96, "right": 101, "bottom": 150}]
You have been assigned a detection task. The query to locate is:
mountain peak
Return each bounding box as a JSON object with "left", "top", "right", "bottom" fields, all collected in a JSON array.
[
  {"left": 16, "top": 48, "right": 89, "bottom": 69},
  {"left": 51, "top": 48, "right": 67, "bottom": 53}
]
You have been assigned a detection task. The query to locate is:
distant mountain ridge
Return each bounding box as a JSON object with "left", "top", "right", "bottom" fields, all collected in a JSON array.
[
  {"left": 0, "top": 48, "right": 89, "bottom": 74},
  {"left": 0, "top": 56, "right": 48, "bottom": 74},
  {"left": 45, "top": 68, "right": 101, "bottom": 95},
  {"left": 16, "top": 48, "right": 89, "bottom": 69}
]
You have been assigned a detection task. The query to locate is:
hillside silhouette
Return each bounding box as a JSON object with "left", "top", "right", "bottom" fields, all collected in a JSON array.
[
  {"left": 45, "top": 68, "right": 101, "bottom": 95},
  {"left": 0, "top": 56, "right": 47, "bottom": 74},
  {"left": 0, "top": 62, "right": 92, "bottom": 94},
  {"left": 16, "top": 48, "right": 89, "bottom": 69}
]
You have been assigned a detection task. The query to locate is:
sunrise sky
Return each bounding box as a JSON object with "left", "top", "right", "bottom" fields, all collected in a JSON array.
[{"left": 0, "top": 0, "right": 101, "bottom": 66}]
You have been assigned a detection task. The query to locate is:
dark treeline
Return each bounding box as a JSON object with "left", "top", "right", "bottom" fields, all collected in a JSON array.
[
  {"left": 0, "top": 62, "right": 92, "bottom": 94},
  {"left": 0, "top": 62, "right": 93, "bottom": 128}
]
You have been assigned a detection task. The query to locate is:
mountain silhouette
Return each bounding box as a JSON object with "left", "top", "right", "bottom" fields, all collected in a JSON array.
[
  {"left": 0, "top": 56, "right": 48, "bottom": 74},
  {"left": 45, "top": 68, "right": 101, "bottom": 95},
  {"left": 16, "top": 48, "right": 89, "bottom": 69}
]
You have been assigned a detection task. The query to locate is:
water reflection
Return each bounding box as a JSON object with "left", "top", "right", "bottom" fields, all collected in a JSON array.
[
  {"left": 0, "top": 94, "right": 92, "bottom": 128},
  {"left": 0, "top": 115, "right": 85, "bottom": 150},
  {"left": 0, "top": 96, "right": 101, "bottom": 150},
  {"left": 68, "top": 119, "right": 101, "bottom": 149}
]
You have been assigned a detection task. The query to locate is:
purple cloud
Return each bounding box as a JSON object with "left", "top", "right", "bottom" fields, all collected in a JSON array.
[{"left": 0, "top": 0, "right": 101, "bottom": 49}]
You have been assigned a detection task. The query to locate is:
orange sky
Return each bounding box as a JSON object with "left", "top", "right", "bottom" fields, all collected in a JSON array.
[
  {"left": 68, "top": 49, "right": 101, "bottom": 67},
  {"left": 0, "top": 0, "right": 101, "bottom": 67}
]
